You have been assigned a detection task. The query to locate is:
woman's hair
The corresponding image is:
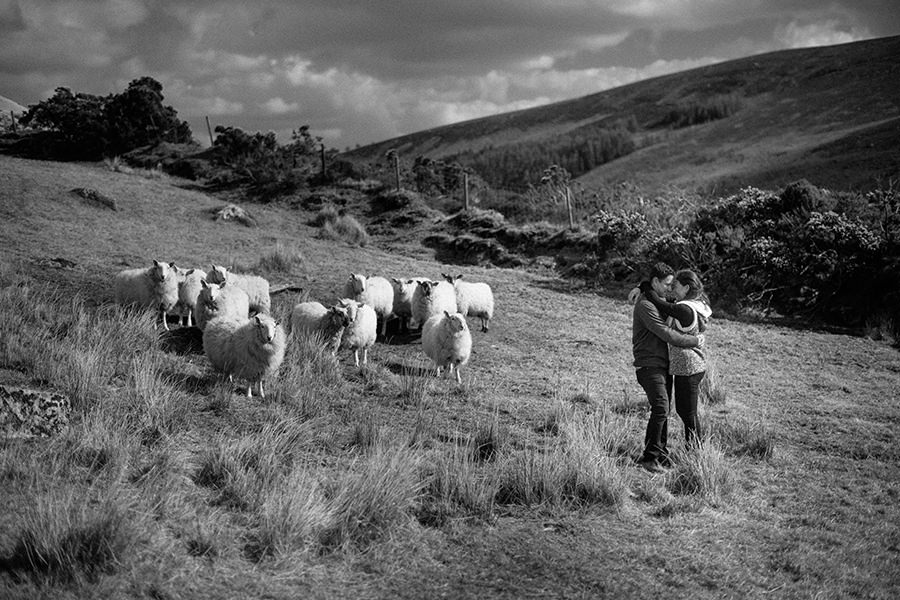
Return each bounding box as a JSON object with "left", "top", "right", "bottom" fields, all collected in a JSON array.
[
  {"left": 649, "top": 262, "right": 674, "bottom": 282},
  {"left": 675, "top": 269, "right": 709, "bottom": 303}
]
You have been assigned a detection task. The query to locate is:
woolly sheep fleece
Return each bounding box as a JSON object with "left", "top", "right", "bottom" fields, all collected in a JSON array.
[
  {"left": 422, "top": 311, "right": 472, "bottom": 379},
  {"left": 343, "top": 273, "right": 394, "bottom": 318},
  {"left": 207, "top": 265, "right": 271, "bottom": 315},
  {"left": 194, "top": 281, "right": 250, "bottom": 330},
  {"left": 173, "top": 267, "right": 207, "bottom": 326},
  {"left": 114, "top": 260, "right": 179, "bottom": 312},
  {"left": 410, "top": 280, "right": 457, "bottom": 329},
  {"left": 442, "top": 273, "right": 495, "bottom": 332},
  {"left": 203, "top": 314, "right": 286, "bottom": 387},
  {"left": 337, "top": 299, "right": 377, "bottom": 366}
]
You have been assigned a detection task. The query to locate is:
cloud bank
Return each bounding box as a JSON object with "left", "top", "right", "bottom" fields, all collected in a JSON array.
[{"left": 0, "top": 0, "right": 894, "bottom": 148}]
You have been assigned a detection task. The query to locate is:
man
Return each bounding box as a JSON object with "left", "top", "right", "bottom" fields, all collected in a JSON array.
[{"left": 632, "top": 262, "right": 700, "bottom": 473}]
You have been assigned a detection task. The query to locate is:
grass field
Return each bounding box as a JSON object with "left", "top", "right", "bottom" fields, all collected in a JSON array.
[{"left": 1, "top": 154, "right": 899, "bottom": 599}]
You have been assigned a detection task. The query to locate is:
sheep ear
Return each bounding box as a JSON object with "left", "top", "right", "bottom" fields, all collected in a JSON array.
[
  {"left": 456, "top": 274, "right": 463, "bottom": 279},
  {"left": 153, "top": 259, "right": 161, "bottom": 267},
  {"left": 444, "top": 310, "right": 451, "bottom": 318},
  {"left": 254, "top": 315, "right": 261, "bottom": 324},
  {"left": 201, "top": 280, "right": 209, "bottom": 289},
  {"left": 187, "top": 269, "right": 195, "bottom": 275}
]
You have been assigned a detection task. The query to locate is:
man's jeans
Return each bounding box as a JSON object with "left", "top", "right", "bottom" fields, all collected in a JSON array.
[{"left": 636, "top": 367, "right": 673, "bottom": 463}]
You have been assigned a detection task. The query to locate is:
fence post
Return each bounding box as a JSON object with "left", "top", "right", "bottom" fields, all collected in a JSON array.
[
  {"left": 393, "top": 152, "right": 401, "bottom": 191},
  {"left": 565, "top": 186, "right": 574, "bottom": 229},
  {"left": 205, "top": 116, "right": 214, "bottom": 146},
  {"left": 10, "top": 111, "right": 16, "bottom": 133},
  {"left": 320, "top": 143, "right": 327, "bottom": 180},
  {"left": 463, "top": 172, "right": 470, "bottom": 211}
]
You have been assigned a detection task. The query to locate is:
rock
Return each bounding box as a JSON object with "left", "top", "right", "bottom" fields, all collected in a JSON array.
[
  {"left": 70, "top": 187, "right": 117, "bottom": 210},
  {"left": 212, "top": 204, "right": 257, "bottom": 227},
  {"left": 0, "top": 385, "right": 71, "bottom": 439}
]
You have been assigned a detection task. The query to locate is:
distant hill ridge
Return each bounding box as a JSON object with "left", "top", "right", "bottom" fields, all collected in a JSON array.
[
  {"left": 345, "top": 35, "right": 900, "bottom": 195},
  {"left": 0, "top": 95, "right": 27, "bottom": 115}
]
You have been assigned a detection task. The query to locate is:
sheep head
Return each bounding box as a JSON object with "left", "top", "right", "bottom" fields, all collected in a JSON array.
[
  {"left": 347, "top": 273, "right": 366, "bottom": 295},
  {"left": 254, "top": 315, "right": 279, "bottom": 344},
  {"left": 207, "top": 265, "right": 228, "bottom": 285}
]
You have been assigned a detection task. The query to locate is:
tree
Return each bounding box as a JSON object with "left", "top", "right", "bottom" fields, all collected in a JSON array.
[{"left": 19, "top": 77, "right": 192, "bottom": 160}]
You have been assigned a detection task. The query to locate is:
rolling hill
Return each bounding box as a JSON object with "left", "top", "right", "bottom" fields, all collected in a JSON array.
[{"left": 344, "top": 35, "right": 900, "bottom": 195}]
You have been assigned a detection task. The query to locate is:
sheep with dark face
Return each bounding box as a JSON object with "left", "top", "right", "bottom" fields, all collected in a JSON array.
[{"left": 290, "top": 301, "right": 351, "bottom": 355}]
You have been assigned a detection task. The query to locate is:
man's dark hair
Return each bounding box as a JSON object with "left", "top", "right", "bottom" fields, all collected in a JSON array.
[{"left": 649, "top": 262, "right": 674, "bottom": 281}]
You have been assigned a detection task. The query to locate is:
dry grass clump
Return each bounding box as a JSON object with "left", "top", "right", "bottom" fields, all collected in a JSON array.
[
  {"left": 312, "top": 205, "right": 369, "bottom": 246},
  {"left": 700, "top": 361, "right": 728, "bottom": 405},
  {"left": 7, "top": 486, "right": 140, "bottom": 584},
  {"left": 419, "top": 441, "right": 497, "bottom": 527},
  {"left": 256, "top": 242, "right": 305, "bottom": 273},
  {"left": 665, "top": 440, "right": 734, "bottom": 505},
  {"left": 709, "top": 415, "right": 777, "bottom": 459}
]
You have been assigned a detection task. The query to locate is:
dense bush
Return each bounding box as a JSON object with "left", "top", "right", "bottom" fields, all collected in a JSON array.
[
  {"left": 19, "top": 77, "right": 192, "bottom": 160},
  {"left": 608, "top": 179, "right": 899, "bottom": 331},
  {"left": 658, "top": 93, "right": 744, "bottom": 128},
  {"left": 209, "top": 124, "right": 325, "bottom": 198}
]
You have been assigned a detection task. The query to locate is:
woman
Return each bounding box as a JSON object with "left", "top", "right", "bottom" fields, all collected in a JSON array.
[{"left": 638, "top": 269, "right": 712, "bottom": 448}]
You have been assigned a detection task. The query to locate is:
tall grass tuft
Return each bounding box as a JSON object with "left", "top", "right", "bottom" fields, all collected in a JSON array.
[
  {"left": 316, "top": 209, "right": 369, "bottom": 247},
  {"left": 709, "top": 416, "right": 776, "bottom": 459},
  {"left": 419, "top": 441, "right": 496, "bottom": 526},
  {"left": 700, "top": 361, "right": 727, "bottom": 405},
  {"left": 126, "top": 351, "right": 187, "bottom": 439},
  {"left": 250, "top": 465, "right": 334, "bottom": 560},
  {"left": 665, "top": 440, "right": 734, "bottom": 505},
  {"left": 397, "top": 363, "right": 433, "bottom": 408},
  {"left": 271, "top": 334, "right": 345, "bottom": 419},
  {"left": 256, "top": 242, "right": 304, "bottom": 273},
  {"left": 320, "top": 441, "right": 424, "bottom": 550},
  {"left": 9, "top": 486, "right": 139, "bottom": 583}
]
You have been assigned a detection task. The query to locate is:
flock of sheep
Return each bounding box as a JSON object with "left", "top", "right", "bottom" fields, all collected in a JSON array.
[{"left": 112, "top": 260, "right": 495, "bottom": 396}]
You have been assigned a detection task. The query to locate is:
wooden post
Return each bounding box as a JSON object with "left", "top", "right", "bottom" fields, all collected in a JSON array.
[
  {"left": 463, "top": 172, "right": 470, "bottom": 211},
  {"left": 320, "top": 143, "right": 327, "bottom": 180},
  {"left": 205, "top": 116, "right": 214, "bottom": 146},
  {"left": 393, "top": 152, "right": 401, "bottom": 191},
  {"left": 10, "top": 111, "right": 16, "bottom": 133},
  {"left": 565, "top": 186, "right": 574, "bottom": 229}
]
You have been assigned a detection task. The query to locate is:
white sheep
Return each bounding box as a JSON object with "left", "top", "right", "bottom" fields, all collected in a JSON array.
[
  {"left": 207, "top": 265, "right": 271, "bottom": 315},
  {"left": 194, "top": 280, "right": 250, "bottom": 330},
  {"left": 422, "top": 311, "right": 473, "bottom": 384},
  {"left": 113, "top": 259, "right": 179, "bottom": 330},
  {"left": 343, "top": 273, "right": 394, "bottom": 336},
  {"left": 171, "top": 266, "right": 207, "bottom": 327},
  {"left": 442, "top": 273, "right": 495, "bottom": 333},
  {"left": 390, "top": 276, "right": 428, "bottom": 332},
  {"left": 410, "top": 279, "right": 457, "bottom": 330},
  {"left": 336, "top": 298, "right": 377, "bottom": 367},
  {"left": 289, "top": 301, "right": 351, "bottom": 356},
  {"left": 202, "top": 314, "right": 286, "bottom": 399}
]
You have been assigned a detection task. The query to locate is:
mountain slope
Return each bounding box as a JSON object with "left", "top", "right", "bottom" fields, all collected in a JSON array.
[{"left": 345, "top": 35, "right": 900, "bottom": 194}]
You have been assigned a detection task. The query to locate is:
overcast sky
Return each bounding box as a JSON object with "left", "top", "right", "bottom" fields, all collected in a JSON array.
[{"left": 2, "top": 0, "right": 898, "bottom": 149}]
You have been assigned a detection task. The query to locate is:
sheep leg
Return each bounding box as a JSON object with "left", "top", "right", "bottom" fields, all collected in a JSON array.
[
  {"left": 454, "top": 363, "right": 462, "bottom": 384},
  {"left": 353, "top": 349, "right": 360, "bottom": 368},
  {"left": 362, "top": 347, "right": 368, "bottom": 365},
  {"left": 246, "top": 384, "right": 253, "bottom": 398},
  {"left": 481, "top": 317, "right": 489, "bottom": 333},
  {"left": 258, "top": 380, "right": 265, "bottom": 399},
  {"left": 186, "top": 310, "right": 193, "bottom": 328},
  {"left": 160, "top": 308, "right": 170, "bottom": 331}
]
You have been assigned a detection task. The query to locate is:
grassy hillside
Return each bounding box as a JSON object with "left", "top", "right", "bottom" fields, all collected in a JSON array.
[
  {"left": 1, "top": 155, "right": 899, "bottom": 598},
  {"left": 345, "top": 36, "right": 900, "bottom": 195}
]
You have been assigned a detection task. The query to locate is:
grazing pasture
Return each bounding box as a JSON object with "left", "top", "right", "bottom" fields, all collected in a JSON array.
[{"left": 0, "top": 154, "right": 898, "bottom": 599}]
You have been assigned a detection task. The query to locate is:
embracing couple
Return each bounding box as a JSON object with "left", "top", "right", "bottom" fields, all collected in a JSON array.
[{"left": 630, "top": 262, "right": 712, "bottom": 473}]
